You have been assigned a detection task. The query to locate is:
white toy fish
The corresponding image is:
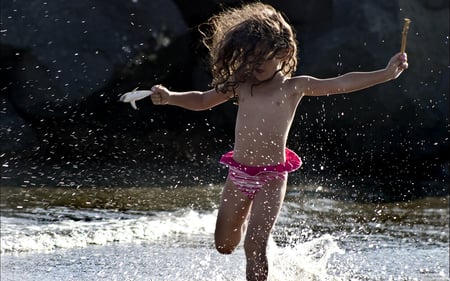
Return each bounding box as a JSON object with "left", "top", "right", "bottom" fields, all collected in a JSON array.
[{"left": 119, "top": 87, "right": 153, "bottom": 110}]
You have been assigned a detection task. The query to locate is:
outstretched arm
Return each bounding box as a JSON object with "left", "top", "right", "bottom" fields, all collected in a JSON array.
[
  {"left": 293, "top": 52, "right": 408, "bottom": 97},
  {"left": 150, "top": 85, "right": 232, "bottom": 111}
]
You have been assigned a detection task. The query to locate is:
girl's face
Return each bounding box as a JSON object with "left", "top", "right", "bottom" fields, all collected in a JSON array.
[{"left": 252, "top": 57, "right": 283, "bottom": 81}]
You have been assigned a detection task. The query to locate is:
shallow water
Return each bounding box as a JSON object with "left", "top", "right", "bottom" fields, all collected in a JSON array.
[{"left": 1, "top": 186, "right": 449, "bottom": 281}]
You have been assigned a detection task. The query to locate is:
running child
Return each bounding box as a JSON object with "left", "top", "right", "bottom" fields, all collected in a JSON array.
[{"left": 149, "top": 3, "right": 408, "bottom": 280}]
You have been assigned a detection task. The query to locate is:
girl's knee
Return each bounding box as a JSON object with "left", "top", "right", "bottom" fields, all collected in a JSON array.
[
  {"left": 214, "top": 231, "right": 239, "bottom": 254},
  {"left": 215, "top": 242, "right": 235, "bottom": 255},
  {"left": 214, "top": 222, "right": 245, "bottom": 255}
]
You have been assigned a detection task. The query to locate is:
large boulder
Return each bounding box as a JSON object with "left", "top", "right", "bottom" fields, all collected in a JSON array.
[
  {"left": 0, "top": 0, "right": 187, "bottom": 118},
  {"left": 0, "top": 0, "right": 190, "bottom": 155}
]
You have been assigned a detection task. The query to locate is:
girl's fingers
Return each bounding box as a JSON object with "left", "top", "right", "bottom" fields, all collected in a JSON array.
[
  {"left": 150, "top": 92, "right": 160, "bottom": 104},
  {"left": 150, "top": 92, "right": 166, "bottom": 105}
]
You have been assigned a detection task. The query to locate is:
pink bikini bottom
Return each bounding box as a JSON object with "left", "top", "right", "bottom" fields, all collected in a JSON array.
[{"left": 219, "top": 148, "right": 302, "bottom": 199}]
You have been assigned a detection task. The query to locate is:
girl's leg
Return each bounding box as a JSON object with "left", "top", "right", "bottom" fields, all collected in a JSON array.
[
  {"left": 215, "top": 177, "right": 252, "bottom": 254},
  {"left": 244, "top": 178, "right": 287, "bottom": 281}
]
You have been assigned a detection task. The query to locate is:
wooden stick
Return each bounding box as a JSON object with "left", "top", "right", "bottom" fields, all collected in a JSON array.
[{"left": 400, "top": 18, "right": 411, "bottom": 53}]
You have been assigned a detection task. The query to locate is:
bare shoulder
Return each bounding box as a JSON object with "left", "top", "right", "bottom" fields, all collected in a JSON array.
[{"left": 285, "top": 75, "right": 316, "bottom": 96}]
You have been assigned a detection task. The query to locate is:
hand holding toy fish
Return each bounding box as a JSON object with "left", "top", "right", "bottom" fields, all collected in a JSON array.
[
  {"left": 149, "top": 84, "right": 171, "bottom": 105},
  {"left": 119, "top": 87, "right": 153, "bottom": 110}
]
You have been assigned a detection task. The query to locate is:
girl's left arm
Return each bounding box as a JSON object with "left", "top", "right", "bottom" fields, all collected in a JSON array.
[{"left": 292, "top": 52, "right": 408, "bottom": 97}]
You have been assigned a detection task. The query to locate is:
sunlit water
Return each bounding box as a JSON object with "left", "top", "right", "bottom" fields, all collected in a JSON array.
[{"left": 1, "top": 186, "right": 448, "bottom": 281}]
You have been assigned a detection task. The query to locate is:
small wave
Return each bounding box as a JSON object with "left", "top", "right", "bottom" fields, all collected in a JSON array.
[{"left": 1, "top": 208, "right": 217, "bottom": 253}]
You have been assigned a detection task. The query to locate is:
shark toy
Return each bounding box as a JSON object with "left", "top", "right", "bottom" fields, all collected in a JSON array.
[{"left": 119, "top": 87, "right": 153, "bottom": 110}]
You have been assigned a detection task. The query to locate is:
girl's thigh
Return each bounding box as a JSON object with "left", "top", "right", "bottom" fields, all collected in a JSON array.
[
  {"left": 215, "top": 178, "right": 252, "bottom": 244},
  {"left": 245, "top": 178, "right": 287, "bottom": 242}
]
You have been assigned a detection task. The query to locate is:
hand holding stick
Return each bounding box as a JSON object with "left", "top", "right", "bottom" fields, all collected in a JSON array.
[{"left": 401, "top": 18, "right": 411, "bottom": 53}]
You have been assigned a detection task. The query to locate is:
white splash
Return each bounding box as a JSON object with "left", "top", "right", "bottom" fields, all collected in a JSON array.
[{"left": 268, "top": 234, "right": 345, "bottom": 281}]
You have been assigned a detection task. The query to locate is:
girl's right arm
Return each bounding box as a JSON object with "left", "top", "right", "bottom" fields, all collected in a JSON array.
[{"left": 150, "top": 85, "right": 232, "bottom": 111}]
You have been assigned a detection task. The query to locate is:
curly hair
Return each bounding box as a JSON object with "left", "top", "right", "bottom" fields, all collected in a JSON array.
[{"left": 199, "top": 2, "right": 298, "bottom": 96}]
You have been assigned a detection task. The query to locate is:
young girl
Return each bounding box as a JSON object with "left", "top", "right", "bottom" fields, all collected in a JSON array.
[{"left": 149, "top": 3, "right": 408, "bottom": 280}]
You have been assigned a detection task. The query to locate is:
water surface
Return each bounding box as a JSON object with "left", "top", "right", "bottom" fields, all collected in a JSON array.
[{"left": 1, "top": 186, "right": 448, "bottom": 280}]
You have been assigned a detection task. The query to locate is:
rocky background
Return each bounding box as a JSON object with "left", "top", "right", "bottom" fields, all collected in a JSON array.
[{"left": 1, "top": 0, "right": 448, "bottom": 202}]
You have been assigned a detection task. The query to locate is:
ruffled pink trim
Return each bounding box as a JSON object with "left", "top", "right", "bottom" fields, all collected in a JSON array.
[{"left": 219, "top": 148, "right": 302, "bottom": 176}]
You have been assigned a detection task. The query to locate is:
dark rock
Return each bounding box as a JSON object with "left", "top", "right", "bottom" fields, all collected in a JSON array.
[
  {"left": 0, "top": 0, "right": 448, "bottom": 201},
  {"left": 0, "top": 0, "right": 188, "bottom": 118},
  {"left": 0, "top": 96, "right": 37, "bottom": 156}
]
